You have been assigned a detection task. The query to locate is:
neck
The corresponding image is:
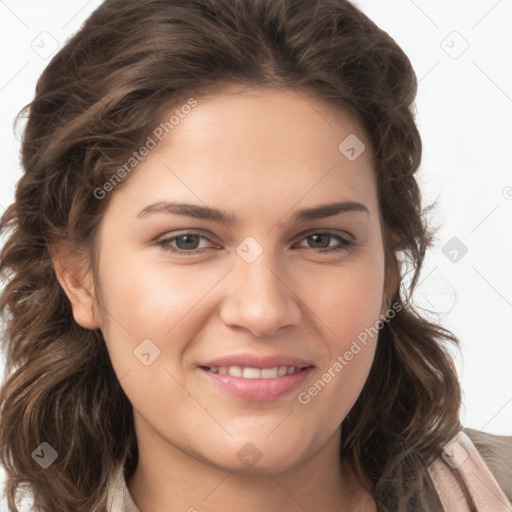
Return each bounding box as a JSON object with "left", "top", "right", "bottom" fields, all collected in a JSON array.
[{"left": 126, "top": 417, "right": 370, "bottom": 512}]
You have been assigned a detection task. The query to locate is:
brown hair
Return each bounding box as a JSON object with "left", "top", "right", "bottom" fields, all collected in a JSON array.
[{"left": 0, "top": 0, "right": 462, "bottom": 510}]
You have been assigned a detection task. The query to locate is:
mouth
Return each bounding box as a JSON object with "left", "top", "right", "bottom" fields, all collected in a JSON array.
[
  {"left": 198, "top": 364, "right": 314, "bottom": 401},
  {"left": 200, "top": 365, "right": 310, "bottom": 379}
]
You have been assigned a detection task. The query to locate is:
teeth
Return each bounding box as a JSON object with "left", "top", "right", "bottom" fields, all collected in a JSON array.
[
  {"left": 228, "top": 366, "right": 243, "bottom": 377},
  {"left": 209, "top": 365, "right": 302, "bottom": 379},
  {"left": 261, "top": 367, "right": 278, "bottom": 378},
  {"left": 242, "top": 367, "right": 261, "bottom": 379}
]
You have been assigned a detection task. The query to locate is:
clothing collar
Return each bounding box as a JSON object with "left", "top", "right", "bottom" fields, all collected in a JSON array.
[{"left": 107, "top": 464, "right": 141, "bottom": 512}]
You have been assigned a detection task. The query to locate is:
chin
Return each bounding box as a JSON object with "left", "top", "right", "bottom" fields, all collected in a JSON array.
[
  {"left": 221, "top": 453, "right": 306, "bottom": 475},
  {"left": 199, "top": 436, "right": 314, "bottom": 475}
]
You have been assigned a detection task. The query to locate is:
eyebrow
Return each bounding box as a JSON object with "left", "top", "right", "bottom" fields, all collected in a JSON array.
[{"left": 136, "top": 200, "right": 370, "bottom": 224}]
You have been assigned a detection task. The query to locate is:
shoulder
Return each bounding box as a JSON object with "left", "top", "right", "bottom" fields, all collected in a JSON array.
[{"left": 463, "top": 427, "right": 512, "bottom": 504}]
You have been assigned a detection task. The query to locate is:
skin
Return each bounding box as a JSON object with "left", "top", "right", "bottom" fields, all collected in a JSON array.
[{"left": 53, "top": 85, "right": 397, "bottom": 512}]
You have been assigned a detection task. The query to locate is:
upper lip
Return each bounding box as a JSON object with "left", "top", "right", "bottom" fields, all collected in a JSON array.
[{"left": 200, "top": 353, "right": 314, "bottom": 369}]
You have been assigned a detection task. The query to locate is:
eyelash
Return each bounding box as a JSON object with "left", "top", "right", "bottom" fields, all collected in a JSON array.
[{"left": 154, "top": 230, "right": 354, "bottom": 256}]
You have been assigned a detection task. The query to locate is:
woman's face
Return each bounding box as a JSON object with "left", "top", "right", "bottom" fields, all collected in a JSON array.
[{"left": 86, "top": 86, "right": 391, "bottom": 472}]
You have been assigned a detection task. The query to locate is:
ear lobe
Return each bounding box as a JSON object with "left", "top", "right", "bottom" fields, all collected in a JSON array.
[{"left": 50, "top": 242, "right": 101, "bottom": 330}]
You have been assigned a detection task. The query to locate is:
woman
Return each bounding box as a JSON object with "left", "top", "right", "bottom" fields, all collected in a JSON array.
[{"left": 0, "top": 0, "right": 510, "bottom": 511}]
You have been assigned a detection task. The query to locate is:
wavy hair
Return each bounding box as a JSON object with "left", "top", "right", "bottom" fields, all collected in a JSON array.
[{"left": 0, "top": 0, "right": 462, "bottom": 510}]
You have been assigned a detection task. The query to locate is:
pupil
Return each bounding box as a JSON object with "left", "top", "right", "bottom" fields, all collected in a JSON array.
[
  {"left": 310, "top": 234, "right": 329, "bottom": 248},
  {"left": 177, "top": 235, "right": 199, "bottom": 250}
]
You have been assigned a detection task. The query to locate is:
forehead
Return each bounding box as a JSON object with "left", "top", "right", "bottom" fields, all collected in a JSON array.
[
  {"left": 158, "top": 85, "right": 369, "bottom": 162},
  {"left": 105, "top": 86, "right": 378, "bottom": 224}
]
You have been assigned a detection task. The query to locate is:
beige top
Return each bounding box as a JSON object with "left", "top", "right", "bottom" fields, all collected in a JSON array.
[{"left": 107, "top": 428, "right": 512, "bottom": 512}]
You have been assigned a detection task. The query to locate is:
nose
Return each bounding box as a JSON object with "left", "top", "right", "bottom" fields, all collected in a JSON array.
[{"left": 219, "top": 249, "right": 303, "bottom": 338}]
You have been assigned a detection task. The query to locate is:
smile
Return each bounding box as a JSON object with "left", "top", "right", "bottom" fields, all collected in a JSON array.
[
  {"left": 199, "top": 365, "right": 313, "bottom": 401},
  {"left": 205, "top": 365, "right": 302, "bottom": 379}
]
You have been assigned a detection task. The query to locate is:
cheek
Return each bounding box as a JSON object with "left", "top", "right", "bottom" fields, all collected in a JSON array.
[
  {"left": 311, "top": 251, "right": 385, "bottom": 352},
  {"left": 296, "top": 251, "right": 384, "bottom": 414},
  {"left": 97, "top": 246, "right": 205, "bottom": 339},
  {"left": 95, "top": 246, "right": 226, "bottom": 393},
  {"left": 94, "top": 250, "right": 205, "bottom": 422}
]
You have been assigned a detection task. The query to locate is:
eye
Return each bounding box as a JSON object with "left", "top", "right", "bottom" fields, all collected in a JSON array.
[
  {"left": 296, "top": 230, "right": 354, "bottom": 253},
  {"left": 155, "top": 233, "right": 213, "bottom": 254},
  {"left": 154, "top": 230, "right": 354, "bottom": 255}
]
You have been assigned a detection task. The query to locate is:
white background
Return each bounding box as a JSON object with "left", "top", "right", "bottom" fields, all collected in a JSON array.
[{"left": 0, "top": 0, "right": 511, "bottom": 489}]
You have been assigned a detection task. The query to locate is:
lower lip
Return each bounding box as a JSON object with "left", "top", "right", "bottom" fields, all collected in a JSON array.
[{"left": 199, "top": 367, "right": 313, "bottom": 401}]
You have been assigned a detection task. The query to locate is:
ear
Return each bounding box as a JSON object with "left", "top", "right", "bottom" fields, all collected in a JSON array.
[
  {"left": 381, "top": 249, "right": 402, "bottom": 316},
  {"left": 50, "top": 242, "right": 101, "bottom": 330}
]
